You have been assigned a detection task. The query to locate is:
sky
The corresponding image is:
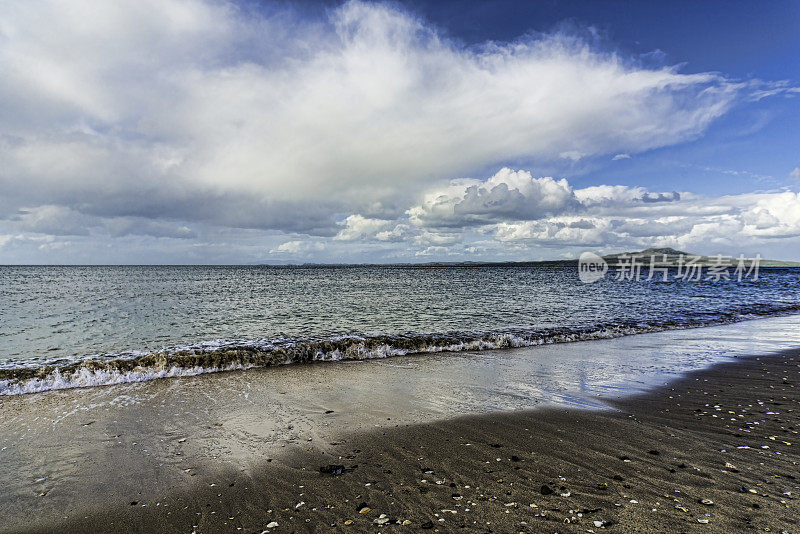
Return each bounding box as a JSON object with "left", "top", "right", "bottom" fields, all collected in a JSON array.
[{"left": 0, "top": 0, "right": 799, "bottom": 264}]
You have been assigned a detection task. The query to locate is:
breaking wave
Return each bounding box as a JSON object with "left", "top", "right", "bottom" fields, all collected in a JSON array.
[{"left": 2, "top": 304, "right": 800, "bottom": 396}]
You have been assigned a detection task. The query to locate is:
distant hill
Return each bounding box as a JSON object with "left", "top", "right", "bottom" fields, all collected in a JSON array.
[
  {"left": 602, "top": 248, "right": 800, "bottom": 268},
  {"left": 249, "top": 247, "right": 799, "bottom": 268}
]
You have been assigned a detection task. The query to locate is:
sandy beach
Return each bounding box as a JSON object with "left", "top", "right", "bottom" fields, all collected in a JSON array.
[
  {"left": 0, "top": 317, "right": 798, "bottom": 533},
  {"left": 8, "top": 348, "right": 799, "bottom": 533}
]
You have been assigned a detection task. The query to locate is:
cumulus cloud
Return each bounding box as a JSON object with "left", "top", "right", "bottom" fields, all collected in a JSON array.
[
  {"left": 642, "top": 191, "right": 681, "bottom": 203},
  {"left": 487, "top": 184, "right": 800, "bottom": 255},
  {"left": 575, "top": 185, "right": 682, "bottom": 208},
  {"left": 269, "top": 240, "right": 326, "bottom": 255},
  {"left": 413, "top": 231, "right": 462, "bottom": 247},
  {"left": 375, "top": 224, "right": 413, "bottom": 243},
  {"left": 611, "top": 216, "right": 695, "bottom": 238},
  {"left": 415, "top": 245, "right": 460, "bottom": 257},
  {"left": 408, "top": 168, "right": 579, "bottom": 227},
  {"left": 494, "top": 217, "right": 612, "bottom": 246},
  {"left": 334, "top": 215, "right": 394, "bottom": 241},
  {"left": 322, "top": 166, "right": 800, "bottom": 259},
  {"left": 404, "top": 169, "right": 685, "bottom": 233},
  {"left": 739, "top": 192, "right": 800, "bottom": 238},
  {"left": 0, "top": 0, "right": 747, "bottom": 244}
]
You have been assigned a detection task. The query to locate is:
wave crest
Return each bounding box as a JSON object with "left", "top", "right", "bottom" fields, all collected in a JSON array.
[{"left": 3, "top": 304, "right": 799, "bottom": 396}]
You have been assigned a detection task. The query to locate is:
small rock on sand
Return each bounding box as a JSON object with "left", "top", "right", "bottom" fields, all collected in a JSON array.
[{"left": 319, "top": 465, "right": 345, "bottom": 475}]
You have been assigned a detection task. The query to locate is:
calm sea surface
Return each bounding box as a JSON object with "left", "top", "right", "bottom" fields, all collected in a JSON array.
[{"left": 1, "top": 264, "right": 799, "bottom": 394}]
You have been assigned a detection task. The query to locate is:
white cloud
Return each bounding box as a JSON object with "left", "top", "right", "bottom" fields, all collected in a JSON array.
[
  {"left": 334, "top": 215, "right": 394, "bottom": 241},
  {"left": 368, "top": 168, "right": 800, "bottom": 258},
  {"left": 1, "top": 1, "right": 796, "bottom": 263},
  {"left": 488, "top": 185, "right": 800, "bottom": 256},
  {"left": 790, "top": 167, "right": 800, "bottom": 181},
  {"left": 748, "top": 82, "right": 800, "bottom": 102},
  {"left": 559, "top": 151, "right": 585, "bottom": 162},
  {"left": 413, "top": 231, "right": 462, "bottom": 247},
  {"left": 574, "top": 185, "right": 680, "bottom": 208},
  {"left": 403, "top": 170, "right": 686, "bottom": 233},
  {"left": 415, "top": 246, "right": 456, "bottom": 257},
  {"left": 407, "top": 168, "right": 578, "bottom": 227},
  {"left": 269, "top": 240, "right": 326, "bottom": 255},
  {"left": 375, "top": 224, "right": 412, "bottom": 243},
  {"left": 740, "top": 192, "right": 800, "bottom": 238},
  {"left": 0, "top": 0, "right": 745, "bottom": 242},
  {"left": 575, "top": 185, "right": 651, "bottom": 207},
  {"left": 494, "top": 217, "right": 611, "bottom": 246}
]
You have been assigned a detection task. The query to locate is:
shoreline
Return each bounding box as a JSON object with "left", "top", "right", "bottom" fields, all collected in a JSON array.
[
  {"left": 5, "top": 310, "right": 800, "bottom": 397},
  {"left": 6, "top": 345, "right": 799, "bottom": 533}
]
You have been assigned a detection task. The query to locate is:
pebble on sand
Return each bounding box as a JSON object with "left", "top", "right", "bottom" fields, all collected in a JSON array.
[{"left": 319, "top": 464, "right": 345, "bottom": 475}]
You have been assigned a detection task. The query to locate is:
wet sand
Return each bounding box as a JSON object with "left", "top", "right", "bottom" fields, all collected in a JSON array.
[
  {"left": 1, "top": 318, "right": 799, "bottom": 532},
  {"left": 14, "top": 348, "right": 800, "bottom": 533}
]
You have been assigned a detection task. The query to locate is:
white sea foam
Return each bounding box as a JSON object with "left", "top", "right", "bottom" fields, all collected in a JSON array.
[
  {"left": 0, "top": 363, "right": 255, "bottom": 396},
  {"left": 1, "top": 311, "right": 796, "bottom": 396}
]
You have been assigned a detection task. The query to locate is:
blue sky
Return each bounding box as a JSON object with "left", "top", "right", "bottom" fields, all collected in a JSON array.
[
  {"left": 0, "top": 0, "right": 798, "bottom": 263},
  {"left": 412, "top": 0, "right": 800, "bottom": 196}
]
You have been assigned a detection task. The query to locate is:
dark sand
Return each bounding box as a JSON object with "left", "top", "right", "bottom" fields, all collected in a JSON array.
[{"left": 16, "top": 349, "right": 798, "bottom": 533}]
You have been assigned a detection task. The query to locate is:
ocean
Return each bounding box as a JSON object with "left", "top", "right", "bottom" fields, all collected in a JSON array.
[{"left": 2, "top": 264, "right": 800, "bottom": 395}]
